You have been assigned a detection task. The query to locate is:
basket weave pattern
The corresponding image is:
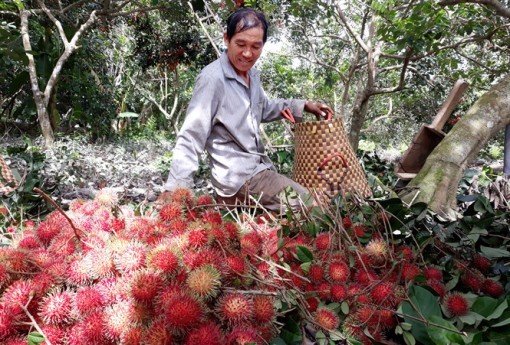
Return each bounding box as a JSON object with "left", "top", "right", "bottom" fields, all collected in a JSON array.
[{"left": 292, "top": 119, "right": 372, "bottom": 198}]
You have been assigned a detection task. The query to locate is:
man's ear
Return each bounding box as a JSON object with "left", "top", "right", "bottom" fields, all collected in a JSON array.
[{"left": 223, "top": 32, "right": 229, "bottom": 44}]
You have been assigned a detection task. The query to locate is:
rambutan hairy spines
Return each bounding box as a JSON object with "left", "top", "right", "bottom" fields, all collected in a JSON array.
[
  {"left": 112, "top": 240, "right": 147, "bottom": 274},
  {"left": 40, "top": 324, "right": 66, "bottom": 345},
  {"left": 0, "top": 306, "right": 15, "bottom": 340},
  {"left": 472, "top": 254, "right": 492, "bottom": 273},
  {"left": 187, "top": 265, "right": 222, "bottom": 300},
  {"left": 482, "top": 279, "right": 505, "bottom": 298},
  {"left": 226, "top": 254, "right": 248, "bottom": 276},
  {"left": 146, "top": 245, "right": 180, "bottom": 275},
  {"left": 253, "top": 295, "right": 275, "bottom": 323},
  {"left": 240, "top": 231, "right": 262, "bottom": 256},
  {"left": 327, "top": 260, "right": 350, "bottom": 282},
  {"left": 195, "top": 194, "right": 215, "bottom": 207},
  {"left": 74, "top": 285, "right": 105, "bottom": 316},
  {"left": 164, "top": 293, "right": 205, "bottom": 333},
  {"left": 308, "top": 263, "right": 325, "bottom": 283},
  {"left": 2, "top": 280, "right": 36, "bottom": 317},
  {"left": 130, "top": 269, "right": 166, "bottom": 304},
  {"left": 159, "top": 202, "right": 183, "bottom": 222},
  {"left": 39, "top": 289, "right": 75, "bottom": 325},
  {"left": 103, "top": 298, "right": 137, "bottom": 340},
  {"left": 201, "top": 210, "right": 223, "bottom": 225},
  {"left": 370, "top": 282, "right": 396, "bottom": 307},
  {"left": 330, "top": 284, "right": 348, "bottom": 302},
  {"left": 314, "top": 307, "right": 340, "bottom": 331},
  {"left": 424, "top": 267, "right": 443, "bottom": 281},
  {"left": 185, "top": 320, "right": 225, "bottom": 345},
  {"left": 217, "top": 293, "right": 253, "bottom": 325},
  {"left": 95, "top": 188, "right": 119, "bottom": 208},
  {"left": 226, "top": 326, "right": 261, "bottom": 345},
  {"left": 443, "top": 293, "right": 470, "bottom": 317}
]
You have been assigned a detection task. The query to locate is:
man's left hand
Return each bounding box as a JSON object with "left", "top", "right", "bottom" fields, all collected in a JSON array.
[{"left": 304, "top": 101, "right": 333, "bottom": 120}]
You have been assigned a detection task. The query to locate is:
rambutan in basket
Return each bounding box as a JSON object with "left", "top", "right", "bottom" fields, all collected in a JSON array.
[{"left": 292, "top": 117, "right": 372, "bottom": 199}]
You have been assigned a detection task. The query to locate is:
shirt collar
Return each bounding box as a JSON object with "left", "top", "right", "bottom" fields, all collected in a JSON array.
[{"left": 220, "top": 50, "right": 259, "bottom": 86}]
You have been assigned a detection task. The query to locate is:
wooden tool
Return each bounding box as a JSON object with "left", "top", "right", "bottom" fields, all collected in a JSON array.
[{"left": 395, "top": 79, "right": 469, "bottom": 180}]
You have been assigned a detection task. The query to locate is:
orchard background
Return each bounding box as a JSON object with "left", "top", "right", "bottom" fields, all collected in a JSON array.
[{"left": 1, "top": 0, "right": 509, "bottom": 344}]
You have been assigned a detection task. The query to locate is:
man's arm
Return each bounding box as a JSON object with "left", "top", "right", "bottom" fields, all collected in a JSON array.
[{"left": 164, "top": 73, "right": 220, "bottom": 192}]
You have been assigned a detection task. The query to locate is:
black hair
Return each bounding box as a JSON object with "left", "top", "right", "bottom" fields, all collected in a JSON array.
[{"left": 226, "top": 7, "right": 268, "bottom": 43}]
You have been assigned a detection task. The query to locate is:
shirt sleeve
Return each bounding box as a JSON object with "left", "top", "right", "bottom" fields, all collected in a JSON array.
[
  {"left": 164, "top": 73, "right": 220, "bottom": 191},
  {"left": 258, "top": 87, "right": 306, "bottom": 123}
]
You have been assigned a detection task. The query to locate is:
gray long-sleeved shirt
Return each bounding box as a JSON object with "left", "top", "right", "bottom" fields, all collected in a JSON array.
[{"left": 165, "top": 51, "right": 306, "bottom": 197}]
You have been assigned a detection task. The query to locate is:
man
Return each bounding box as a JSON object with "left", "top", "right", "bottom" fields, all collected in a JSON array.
[{"left": 161, "top": 7, "right": 332, "bottom": 211}]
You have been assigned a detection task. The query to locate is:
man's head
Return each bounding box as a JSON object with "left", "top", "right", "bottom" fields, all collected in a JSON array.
[
  {"left": 224, "top": 8, "right": 268, "bottom": 77},
  {"left": 226, "top": 7, "right": 268, "bottom": 43}
]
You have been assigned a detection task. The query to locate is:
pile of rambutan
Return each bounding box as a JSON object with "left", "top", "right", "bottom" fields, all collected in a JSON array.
[{"left": 0, "top": 188, "right": 506, "bottom": 345}]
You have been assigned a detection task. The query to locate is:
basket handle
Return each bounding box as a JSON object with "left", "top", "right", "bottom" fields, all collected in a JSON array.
[{"left": 317, "top": 153, "right": 349, "bottom": 198}]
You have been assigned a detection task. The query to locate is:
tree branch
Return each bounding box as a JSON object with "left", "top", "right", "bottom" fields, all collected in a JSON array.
[{"left": 439, "top": 0, "right": 510, "bottom": 19}]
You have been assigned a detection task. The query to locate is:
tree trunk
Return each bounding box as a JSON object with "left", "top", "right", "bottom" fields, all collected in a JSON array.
[{"left": 399, "top": 73, "right": 510, "bottom": 218}]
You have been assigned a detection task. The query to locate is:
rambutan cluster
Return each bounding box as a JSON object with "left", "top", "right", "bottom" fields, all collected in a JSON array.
[
  {"left": 0, "top": 188, "right": 275, "bottom": 344},
  {"left": 1, "top": 187, "right": 507, "bottom": 345}
]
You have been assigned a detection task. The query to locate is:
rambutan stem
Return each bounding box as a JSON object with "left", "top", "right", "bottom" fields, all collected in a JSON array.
[
  {"left": 394, "top": 307, "right": 467, "bottom": 336},
  {"left": 33, "top": 187, "right": 83, "bottom": 242},
  {"left": 18, "top": 297, "right": 53, "bottom": 345}
]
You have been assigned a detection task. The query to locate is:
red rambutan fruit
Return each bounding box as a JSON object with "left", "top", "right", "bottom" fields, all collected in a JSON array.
[
  {"left": 120, "top": 325, "right": 142, "bottom": 345},
  {"left": 187, "top": 265, "right": 222, "bottom": 300},
  {"left": 218, "top": 293, "right": 253, "bottom": 325},
  {"left": 0, "top": 306, "right": 15, "bottom": 341},
  {"left": 146, "top": 245, "right": 179, "bottom": 275},
  {"left": 17, "top": 235, "right": 42, "bottom": 250},
  {"left": 378, "top": 309, "right": 398, "bottom": 329},
  {"left": 185, "top": 320, "right": 225, "bottom": 345},
  {"left": 461, "top": 270, "right": 484, "bottom": 293},
  {"left": 427, "top": 280, "right": 446, "bottom": 299},
  {"left": 113, "top": 240, "right": 147, "bottom": 274},
  {"left": 30, "top": 272, "right": 57, "bottom": 296},
  {"left": 39, "top": 289, "right": 75, "bottom": 325},
  {"left": 401, "top": 263, "right": 421, "bottom": 282},
  {"left": 164, "top": 293, "right": 205, "bottom": 332},
  {"left": 187, "top": 209, "right": 199, "bottom": 221},
  {"left": 142, "top": 318, "right": 174, "bottom": 345},
  {"left": 330, "top": 284, "right": 348, "bottom": 302},
  {"left": 482, "top": 279, "right": 505, "bottom": 298},
  {"left": 170, "top": 187, "right": 194, "bottom": 206},
  {"left": 130, "top": 269, "right": 166, "bottom": 304},
  {"left": 353, "top": 269, "right": 378, "bottom": 286},
  {"left": 315, "top": 233, "right": 331, "bottom": 251},
  {"left": 355, "top": 305, "right": 379, "bottom": 327},
  {"left": 342, "top": 217, "right": 353, "bottom": 228},
  {"left": 0, "top": 264, "right": 10, "bottom": 290},
  {"left": 224, "top": 221, "right": 240, "bottom": 240},
  {"left": 255, "top": 262, "right": 271, "bottom": 280},
  {"left": 424, "top": 267, "right": 443, "bottom": 281},
  {"left": 443, "top": 293, "right": 470, "bottom": 317},
  {"left": 240, "top": 232, "right": 262, "bottom": 256},
  {"left": 188, "top": 228, "right": 209, "bottom": 248},
  {"left": 159, "top": 202, "right": 183, "bottom": 222},
  {"left": 202, "top": 210, "right": 223, "bottom": 225},
  {"left": 328, "top": 260, "right": 350, "bottom": 282},
  {"left": 196, "top": 194, "right": 215, "bottom": 207},
  {"left": 40, "top": 324, "right": 66, "bottom": 345},
  {"left": 308, "top": 263, "right": 325, "bottom": 283},
  {"left": 4, "top": 248, "right": 34, "bottom": 274},
  {"left": 316, "top": 282, "right": 331, "bottom": 300},
  {"left": 370, "top": 282, "right": 396, "bottom": 307},
  {"left": 74, "top": 285, "right": 105, "bottom": 316},
  {"left": 4, "top": 337, "right": 27, "bottom": 345},
  {"left": 226, "top": 254, "right": 248, "bottom": 276},
  {"left": 103, "top": 299, "right": 137, "bottom": 340},
  {"left": 226, "top": 326, "right": 261, "bottom": 345},
  {"left": 168, "top": 218, "right": 189, "bottom": 232},
  {"left": 253, "top": 295, "right": 275, "bottom": 323},
  {"left": 65, "top": 256, "right": 92, "bottom": 286},
  {"left": 397, "top": 245, "right": 414, "bottom": 261},
  {"left": 79, "top": 310, "right": 107, "bottom": 343},
  {"left": 95, "top": 188, "right": 119, "bottom": 207},
  {"left": 314, "top": 307, "right": 340, "bottom": 330},
  {"left": 353, "top": 225, "right": 366, "bottom": 237},
  {"left": 110, "top": 218, "right": 126, "bottom": 232},
  {"left": 2, "top": 280, "right": 36, "bottom": 317},
  {"left": 36, "top": 215, "right": 64, "bottom": 245},
  {"left": 364, "top": 239, "right": 388, "bottom": 265},
  {"left": 305, "top": 297, "right": 320, "bottom": 312},
  {"left": 472, "top": 254, "right": 492, "bottom": 273}
]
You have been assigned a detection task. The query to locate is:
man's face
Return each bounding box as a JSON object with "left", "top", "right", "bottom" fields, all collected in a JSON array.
[{"left": 224, "top": 27, "right": 264, "bottom": 76}]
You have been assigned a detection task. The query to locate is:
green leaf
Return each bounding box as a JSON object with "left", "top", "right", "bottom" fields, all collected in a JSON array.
[
  {"left": 401, "top": 285, "right": 441, "bottom": 344},
  {"left": 403, "top": 330, "right": 416, "bottom": 345},
  {"left": 269, "top": 338, "right": 287, "bottom": 345},
  {"left": 28, "top": 332, "right": 45, "bottom": 345},
  {"left": 472, "top": 296, "right": 500, "bottom": 318},
  {"left": 480, "top": 246, "right": 510, "bottom": 259},
  {"left": 296, "top": 245, "right": 314, "bottom": 263},
  {"left": 485, "top": 299, "right": 508, "bottom": 321},
  {"left": 341, "top": 301, "right": 349, "bottom": 314},
  {"left": 300, "top": 262, "right": 311, "bottom": 274},
  {"left": 427, "top": 315, "right": 464, "bottom": 345}
]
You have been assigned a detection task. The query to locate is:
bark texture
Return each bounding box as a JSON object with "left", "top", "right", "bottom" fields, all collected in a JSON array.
[{"left": 399, "top": 73, "right": 510, "bottom": 217}]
